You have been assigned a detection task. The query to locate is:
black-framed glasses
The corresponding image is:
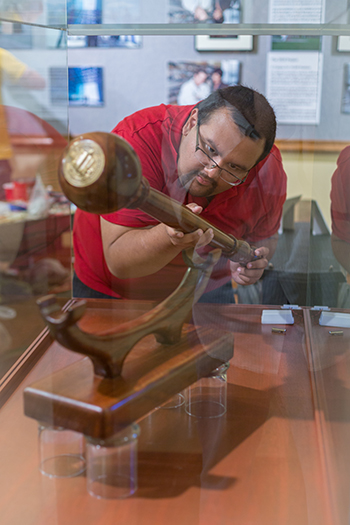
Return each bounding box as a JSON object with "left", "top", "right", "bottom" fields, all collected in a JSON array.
[{"left": 195, "top": 123, "right": 250, "bottom": 186}]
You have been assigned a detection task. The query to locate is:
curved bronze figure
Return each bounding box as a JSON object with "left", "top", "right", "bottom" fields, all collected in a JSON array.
[
  {"left": 37, "top": 249, "right": 221, "bottom": 378},
  {"left": 59, "top": 131, "right": 258, "bottom": 266}
]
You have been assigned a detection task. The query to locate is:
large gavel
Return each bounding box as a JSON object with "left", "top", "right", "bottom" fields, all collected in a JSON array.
[{"left": 59, "top": 132, "right": 258, "bottom": 265}]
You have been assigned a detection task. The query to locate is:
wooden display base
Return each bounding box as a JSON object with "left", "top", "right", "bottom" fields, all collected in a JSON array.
[{"left": 23, "top": 324, "right": 233, "bottom": 439}]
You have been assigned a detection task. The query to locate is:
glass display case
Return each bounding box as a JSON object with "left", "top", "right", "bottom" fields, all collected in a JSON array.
[{"left": 0, "top": 1, "right": 350, "bottom": 523}]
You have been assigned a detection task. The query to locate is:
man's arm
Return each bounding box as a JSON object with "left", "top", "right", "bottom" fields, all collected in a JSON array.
[
  {"left": 229, "top": 233, "right": 278, "bottom": 286},
  {"left": 101, "top": 204, "right": 214, "bottom": 279},
  {"left": 254, "top": 234, "right": 279, "bottom": 259},
  {"left": 331, "top": 234, "right": 350, "bottom": 274}
]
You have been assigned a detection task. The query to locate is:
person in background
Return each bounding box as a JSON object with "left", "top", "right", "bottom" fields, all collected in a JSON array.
[
  {"left": 0, "top": 48, "right": 45, "bottom": 199},
  {"left": 211, "top": 68, "right": 229, "bottom": 91},
  {"left": 181, "top": 0, "right": 224, "bottom": 22},
  {"left": 330, "top": 145, "right": 350, "bottom": 274}
]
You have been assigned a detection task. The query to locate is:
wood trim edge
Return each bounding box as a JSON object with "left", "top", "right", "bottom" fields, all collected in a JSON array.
[
  {"left": 0, "top": 299, "right": 74, "bottom": 408},
  {"left": 275, "top": 140, "right": 349, "bottom": 153},
  {"left": 0, "top": 328, "right": 52, "bottom": 408}
]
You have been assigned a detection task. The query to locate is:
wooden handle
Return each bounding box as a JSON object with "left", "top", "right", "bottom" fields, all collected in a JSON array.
[{"left": 59, "top": 131, "right": 257, "bottom": 264}]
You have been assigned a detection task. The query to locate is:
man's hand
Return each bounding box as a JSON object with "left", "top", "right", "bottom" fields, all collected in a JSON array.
[
  {"left": 165, "top": 203, "right": 214, "bottom": 251},
  {"left": 230, "top": 246, "right": 269, "bottom": 286}
]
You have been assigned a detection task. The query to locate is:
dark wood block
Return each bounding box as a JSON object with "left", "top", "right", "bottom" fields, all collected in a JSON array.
[{"left": 23, "top": 324, "right": 233, "bottom": 439}]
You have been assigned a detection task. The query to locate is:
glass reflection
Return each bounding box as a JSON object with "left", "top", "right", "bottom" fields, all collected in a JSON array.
[
  {"left": 0, "top": 0, "right": 349, "bottom": 26},
  {"left": 330, "top": 145, "right": 350, "bottom": 308},
  {"left": 68, "top": 85, "right": 286, "bottom": 303},
  {"left": 64, "top": 33, "right": 350, "bottom": 309},
  {"left": 0, "top": 24, "right": 69, "bottom": 378}
]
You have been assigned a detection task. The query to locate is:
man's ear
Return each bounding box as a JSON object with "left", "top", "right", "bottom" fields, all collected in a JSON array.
[{"left": 182, "top": 108, "right": 198, "bottom": 137}]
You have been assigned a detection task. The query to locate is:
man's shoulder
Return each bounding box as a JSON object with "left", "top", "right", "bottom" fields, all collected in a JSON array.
[
  {"left": 254, "top": 144, "right": 284, "bottom": 176},
  {"left": 267, "top": 144, "right": 283, "bottom": 163},
  {"left": 332, "top": 146, "right": 350, "bottom": 194},
  {"left": 249, "top": 144, "right": 286, "bottom": 196},
  {"left": 337, "top": 145, "right": 350, "bottom": 168},
  {"left": 112, "top": 104, "right": 186, "bottom": 136}
]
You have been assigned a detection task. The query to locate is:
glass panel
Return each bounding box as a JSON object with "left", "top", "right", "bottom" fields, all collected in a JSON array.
[
  {"left": 264, "top": 34, "right": 349, "bottom": 308},
  {"left": 1, "top": 0, "right": 348, "bottom": 28},
  {"left": 63, "top": 0, "right": 350, "bottom": 28},
  {"left": 66, "top": 34, "right": 350, "bottom": 306},
  {"left": 307, "top": 27, "right": 350, "bottom": 524},
  {"left": 0, "top": 24, "right": 69, "bottom": 377},
  {"left": 1, "top": 4, "right": 350, "bottom": 522}
]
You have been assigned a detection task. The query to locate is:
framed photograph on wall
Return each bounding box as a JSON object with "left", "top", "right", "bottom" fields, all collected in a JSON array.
[
  {"left": 337, "top": 36, "right": 350, "bottom": 52},
  {"left": 168, "top": 59, "right": 241, "bottom": 105},
  {"left": 195, "top": 35, "right": 253, "bottom": 52}
]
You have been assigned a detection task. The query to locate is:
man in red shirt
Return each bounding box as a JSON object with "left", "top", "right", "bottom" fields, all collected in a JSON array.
[
  {"left": 73, "top": 85, "right": 287, "bottom": 301},
  {"left": 331, "top": 145, "right": 350, "bottom": 274}
]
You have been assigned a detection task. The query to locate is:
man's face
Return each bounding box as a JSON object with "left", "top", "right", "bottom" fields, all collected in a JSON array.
[
  {"left": 194, "top": 71, "right": 207, "bottom": 86},
  {"left": 211, "top": 72, "right": 221, "bottom": 85},
  {"left": 177, "top": 107, "right": 265, "bottom": 198}
]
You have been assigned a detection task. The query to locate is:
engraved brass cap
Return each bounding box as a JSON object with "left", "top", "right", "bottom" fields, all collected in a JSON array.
[{"left": 62, "top": 138, "right": 105, "bottom": 187}]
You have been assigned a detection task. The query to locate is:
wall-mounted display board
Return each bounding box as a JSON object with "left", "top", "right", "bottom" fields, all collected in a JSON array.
[
  {"left": 266, "top": 36, "right": 323, "bottom": 125},
  {"left": 268, "top": 0, "right": 326, "bottom": 24}
]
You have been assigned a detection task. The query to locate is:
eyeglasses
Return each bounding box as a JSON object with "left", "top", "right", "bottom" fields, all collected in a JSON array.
[{"left": 194, "top": 123, "right": 250, "bottom": 186}]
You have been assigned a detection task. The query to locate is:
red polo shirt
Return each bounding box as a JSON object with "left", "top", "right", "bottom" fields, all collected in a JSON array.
[
  {"left": 73, "top": 104, "right": 287, "bottom": 300},
  {"left": 331, "top": 145, "right": 350, "bottom": 243}
]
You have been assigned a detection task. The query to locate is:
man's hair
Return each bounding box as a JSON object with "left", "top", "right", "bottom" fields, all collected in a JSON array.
[
  {"left": 196, "top": 85, "right": 277, "bottom": 164},
  {"left": 195, "top": 68, "right": 207, "bottom": 76}
]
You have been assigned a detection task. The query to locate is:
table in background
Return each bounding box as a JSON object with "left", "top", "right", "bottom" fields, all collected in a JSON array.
[{"left": 263, "top": 222, "right": 346, "bottom": 307}]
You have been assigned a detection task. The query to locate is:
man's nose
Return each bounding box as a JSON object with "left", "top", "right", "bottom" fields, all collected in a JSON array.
[{"left": 203, "top": 164, "right": 222, "bottom": 179}]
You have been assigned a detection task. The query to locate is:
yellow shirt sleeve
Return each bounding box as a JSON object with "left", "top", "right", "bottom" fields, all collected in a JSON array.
[
  {"left": 0, "top": 49, "right": 27, "bottom": 160},
  {"left": 0, "top": 48, "right": 27, "bottom": 84},
  {"left": 0, "top": 104, "right": 13, "bottom": 160}
]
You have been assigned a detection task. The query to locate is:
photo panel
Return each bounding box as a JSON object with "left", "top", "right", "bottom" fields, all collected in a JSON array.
[
  {"left": 50, "top": 66, "right": 104, "bottom": 107},
  {"left": 68, "top": 67, "right": 104, "bottom": 106},
  {"left": 168, "top": 0, "right": 241, "bottom": 24},
  {"left": 67, "top": 0, "right": 102, "bottom": 24},
  {"left": 168, "top": 59, "right": 241, "bottom": 105}
]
